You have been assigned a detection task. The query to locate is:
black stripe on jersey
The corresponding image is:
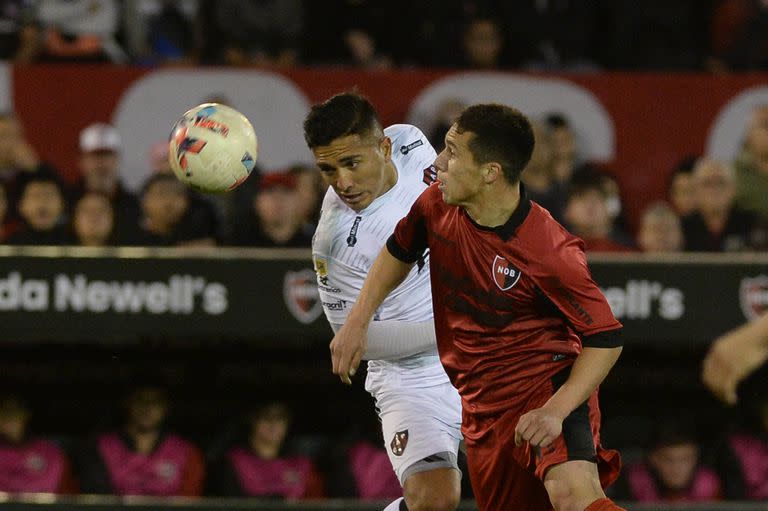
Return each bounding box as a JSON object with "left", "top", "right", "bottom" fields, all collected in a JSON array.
[
  {"left": 582, "top": 328, "right": 624, "bottom": 348},
  {"left": 387, "top": 234, "right": 423, "bottom": 264},
  {"left": 551, "top": 366, "right": 597, "bottom": 462}
]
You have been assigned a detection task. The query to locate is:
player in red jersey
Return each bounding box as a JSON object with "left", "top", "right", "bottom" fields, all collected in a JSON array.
[{"left": 330, "top": 104, "right": 625, "bottom": 511}]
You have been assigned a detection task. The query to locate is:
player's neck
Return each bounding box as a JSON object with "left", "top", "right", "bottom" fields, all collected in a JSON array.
[{"left": 464, "top": 181, "right": 521, "bottom": 228}]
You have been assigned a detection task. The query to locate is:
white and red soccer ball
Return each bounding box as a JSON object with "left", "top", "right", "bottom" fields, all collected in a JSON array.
[{"left": 168, "top": 103, "right": 258, "bottom": 193}]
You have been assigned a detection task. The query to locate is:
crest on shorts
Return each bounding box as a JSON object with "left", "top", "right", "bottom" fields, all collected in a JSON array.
[
  {"left": 284, "top": 269, "right": 323, "bottom": 324},
  {"left": 492, "top": 255, "right": 521, "bottom": 291},
  {"left": 390, "top": 430, "right": 409, "bottom": 457},
  {"left": 740, "top": 275, "right": 768, "bottom": 320}
]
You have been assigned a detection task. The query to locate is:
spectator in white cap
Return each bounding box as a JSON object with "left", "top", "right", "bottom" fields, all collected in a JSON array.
[{"left": 76, "top": 123, "right": 141, "bottom": 243}]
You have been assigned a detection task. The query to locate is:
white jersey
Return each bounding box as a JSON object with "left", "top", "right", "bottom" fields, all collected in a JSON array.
[{"left": 313, "top": 124, "right": 448, "bottom": 388}]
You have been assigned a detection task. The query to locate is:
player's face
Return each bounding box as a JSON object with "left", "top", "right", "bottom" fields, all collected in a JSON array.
[
  {"left": 434, "top": 124, "right": 484, "bottom": 206},
  {"left": 312, "top": 133, "right": 394, "bottom": 212}
]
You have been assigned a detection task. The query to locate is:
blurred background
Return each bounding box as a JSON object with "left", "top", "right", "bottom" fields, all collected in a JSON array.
[{"left": 0, "top": 1, "right": 767, "bottom": 510}]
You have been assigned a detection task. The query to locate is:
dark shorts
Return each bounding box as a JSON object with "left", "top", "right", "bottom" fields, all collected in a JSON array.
[{"left": 463, "top": 368, "right": 621, "bottom": 511}]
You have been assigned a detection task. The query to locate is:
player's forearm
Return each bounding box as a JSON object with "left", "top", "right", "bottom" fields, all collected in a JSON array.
[
  {"left": 345, "top": 247, "right": 414, "bottom": 327},
  {"left": 543, "top": 346, "right": 622, "bottom": 420}
]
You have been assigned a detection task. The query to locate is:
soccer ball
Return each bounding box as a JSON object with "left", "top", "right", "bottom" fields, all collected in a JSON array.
[{"left": 168, "top": 103, "right": 258, "bottom": 193}]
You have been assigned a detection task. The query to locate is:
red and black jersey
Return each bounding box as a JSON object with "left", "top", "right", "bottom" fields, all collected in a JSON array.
[{"left": 387, "top": 184, "right": 622, "bottom": 417}]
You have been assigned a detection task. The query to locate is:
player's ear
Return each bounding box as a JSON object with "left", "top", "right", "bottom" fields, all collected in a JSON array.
[
  {"left": 380, "top": 136, "right": 392, "bottom": 163},
  {"left": 484, "top": 162, "right": 502, "bottom": 184}
]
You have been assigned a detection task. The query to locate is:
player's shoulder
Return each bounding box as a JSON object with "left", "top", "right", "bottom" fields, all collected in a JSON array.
[
  {"left": 385, "top": 124, "right": 435, "bottom": 159},
  {"left": 519, "top": 201, "right": 586, "bottom": 264}
]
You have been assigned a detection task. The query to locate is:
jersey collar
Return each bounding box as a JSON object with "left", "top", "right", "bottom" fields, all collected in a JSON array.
[{"left": 463, "top": 182, "right": 531, "bottom": 241}]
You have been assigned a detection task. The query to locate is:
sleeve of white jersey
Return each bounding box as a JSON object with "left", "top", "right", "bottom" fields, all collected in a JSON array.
[{"left": 385, "top": 124, "right": 438, "bottom": 177}]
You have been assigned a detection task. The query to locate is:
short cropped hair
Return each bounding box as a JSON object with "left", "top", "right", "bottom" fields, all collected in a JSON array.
[
  {"left": 455, "top": 104, "right": 534, "bottom": 184},
  {"left": 303, "top": 92, "right": 383, "bottom": 149}
]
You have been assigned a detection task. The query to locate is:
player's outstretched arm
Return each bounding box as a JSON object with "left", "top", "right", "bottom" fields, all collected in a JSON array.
[
  {"left": 515, "top": 346, "right": 622, "bottom": 448},
  {"left": 702, "top": 311, "right": 768, "bottom": 405},
  {"left": 331, "top": 247, "right": 414, "bottom": 384}
]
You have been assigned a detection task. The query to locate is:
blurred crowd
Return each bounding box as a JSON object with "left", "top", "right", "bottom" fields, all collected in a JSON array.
[
  {"left": 1, "top": 386, "right": 767, "bottom": 503},
  {"left": 2, "top": 102, "right": 768, "bottom": 253},
  {"left": 0, "top": 0, "right": 766, "bottom": 72}
]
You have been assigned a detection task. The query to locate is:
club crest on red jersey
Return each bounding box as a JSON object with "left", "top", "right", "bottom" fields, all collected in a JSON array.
[{"left": 492, "top": 255, "right": 521, "bottom": 291}]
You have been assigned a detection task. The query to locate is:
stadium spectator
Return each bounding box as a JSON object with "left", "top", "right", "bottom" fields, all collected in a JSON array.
[
  {"left": 200, "top": 0, "right": 302, "bottom": 66},
  {"left": 127, "top": 0, "right": 199, "bottom": 64},
  {"left": 611, "top": 418, "right": 721, "bottom": 502},
  {"left": 500, "top": 1, "right": 601, "bottom": 70},
  {"left": 459, "top": 17, "right": 505, "bottom": 69},
  {"left": 668, "top": 156, "right": 698, "bottom": 217},
  {"left": 132, "top": 173, "right": 214, "bottom": 246},
  {"left": 709, "top": 0, "right": 768, "bottom": 71},
  {"left": 229, "top": 172, "right": 311, "bottom": 247},
  {"left": 545, "top": 113, "right": 580, "bottom": 184},
  {"left": 714, "top": 394, "right": 768, "bottom": 499},
  {"left": 148, "top": 140, "right": 220, "bottom": 244},
  {"left": 0, "top": 1, "right": 40, "bottom": 62},
  {"left": 288, "top": 164, "right": 324, "bottom": 238},
  {"left": 303, "top": 0, "right": 395, "bottom": 68},
  {"left": 75, "top": 123, "right": 141, "bottom": 242},
  {"left": 734, "top": 104, "right": 768, "bottom": 220},
  {"left": 564, "top": 174, "right": 635, "bottom": 253},
  {"left": 426, "top": 98, "right": 466, "bottom": 153},
  {"left": 0, "top": 113, "right": 60, "bottom": 226},
  {"left": 7, "top": 172, "right": 68, "bottom": 245},
  {"left": 346, "top": 440, "right": 403, "bottom": 500},
  {"left": 522, "top": 121, "right": 567, "bottom": 223},
  {"left": 36, "top": 0, "right": 126, "bottom": 63},
  {"left": 682, "top": 158, "right": 766, "bottom": 251},
  {"left": 71, "top": 192, "right": 114, "bottom": 246},
  {"left": 78, "top": 385, "right": 205, "bottom": 496},
  {"left": 601, "top": 0, "right": 710, "bottom": 70},
  {"left": 0, "top": 394, "right": 77, "bottom": 494},
  {"left": 212, "top": 402, "right": 325, "bottom": 499},
  {"left": 637, "top": 202, "right": 684, "bottom": 253}
]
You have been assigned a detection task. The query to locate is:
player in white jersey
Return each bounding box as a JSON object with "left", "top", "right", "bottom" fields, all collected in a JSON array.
[{"left": 304, "top": 93, "right": 463, "bottom": 511}]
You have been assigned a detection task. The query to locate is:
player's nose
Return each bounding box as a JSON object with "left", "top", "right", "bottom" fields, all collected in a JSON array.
[
  {"left": 433, "top": 149, "right": 447, "bottom": 171},
  {"left": 336, "top": 170, "right": 354, "bottom": 191}
]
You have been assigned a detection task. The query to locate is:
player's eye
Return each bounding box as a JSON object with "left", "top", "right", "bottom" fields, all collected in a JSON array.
[{"left": 347, "top": 160, "right": 360, "bottom": 169}]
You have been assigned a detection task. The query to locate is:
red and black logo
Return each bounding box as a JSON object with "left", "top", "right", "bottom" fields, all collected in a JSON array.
[
  {"left": 492, "top": 255, "right": 521, "bottom": 291},
  {"left": 390, "top": 430, "right": 409, "bottom": 457}
]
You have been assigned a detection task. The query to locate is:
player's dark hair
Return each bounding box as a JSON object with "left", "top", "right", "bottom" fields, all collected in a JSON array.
[
  {"left": 455, "top": 104, "right": 534, "bottom": 184},
  {"left": 303, "top": 92, "right": 383, "bottom": 149}
]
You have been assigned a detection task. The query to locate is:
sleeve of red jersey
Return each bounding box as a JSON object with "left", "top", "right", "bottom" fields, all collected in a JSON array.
[
  {"left": 385, "top": 186, "right": 433, "bottom": 263},
  {"left": 532, "top": 236, "right": 623, "bottom": 347}
]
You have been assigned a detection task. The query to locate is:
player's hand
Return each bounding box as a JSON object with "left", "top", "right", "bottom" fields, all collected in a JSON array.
[
  {"left": 330, "top": 321, "right": 368, "bottom": 385},
  {"left": 514, "top": 406, "right": 564, "bottom": 448},
  {"left": 702, "top": 328, "right": 768, "bottom": 405}
]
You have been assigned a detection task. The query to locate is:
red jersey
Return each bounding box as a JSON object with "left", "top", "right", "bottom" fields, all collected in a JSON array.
[{"left": 387, "top": 184, "right": 622, "bottom": 417}]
